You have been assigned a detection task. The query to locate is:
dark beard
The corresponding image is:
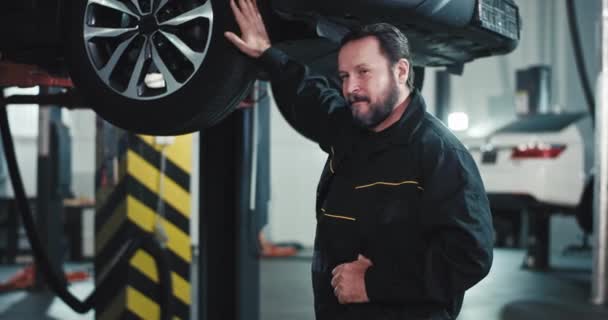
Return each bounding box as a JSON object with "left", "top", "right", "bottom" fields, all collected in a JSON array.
[{"left": 349, "top": 80, "right": 400, "bottom": 130}]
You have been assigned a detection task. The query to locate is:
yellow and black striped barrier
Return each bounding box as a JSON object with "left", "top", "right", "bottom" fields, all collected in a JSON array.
[{"left": 95, "top": 120, "right": 192, "bottom": 320}]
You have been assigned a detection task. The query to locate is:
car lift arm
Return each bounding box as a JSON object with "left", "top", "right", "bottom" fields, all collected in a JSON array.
[{"left": 0, "top": 61, "right": 87, "bottom": 108}]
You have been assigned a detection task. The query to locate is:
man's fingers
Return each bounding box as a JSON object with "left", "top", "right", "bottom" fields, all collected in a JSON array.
[
  {"left": 331, "top": 273, "right": 341, "bottom": 288},
  {"left": 334, "top": 285, "right": 344, "bottom": 303},
  {"left": 242, "top": 0, "right": 269, "bottom": 43},
  {"left": 224, "top": 31, "right": 240, "bottom": 44},
  {"left": 226, "top": 0, "right": 270, "bottom": 57},
  {"left": 230, "top": 0, "right": 243, "bottom": 19},
  {"left": 251, "top": 0, "right": 259, "bottom": 13},
  {"left": 238, "top": 0, "right": 254, "bottom": 20},
  {"left": 334, "top": 286, "right": 343, "bottom": 304},
  {"left": 243, "top": 0, "right": 258, "bottom": 18},
  {"left": 224, "top": 32, "right": 250, "bottom": 52},
  {"left": 357, "top": 254, "right": 373, "bottom": 266},
  {"left": 230, "top": 0, "right": 249, "bottom": 29},
  {"left": 336, "top": 290, "right": 347, "bottom": 304},
  {"left": 254, "top": 13, "right": 267, "bottom": 36},
  {"left": 331, "top": 264, "right": 343, "bottom": 276}
]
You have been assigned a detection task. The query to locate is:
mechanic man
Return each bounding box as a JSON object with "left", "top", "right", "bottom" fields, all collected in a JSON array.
[{"left": 225, "top": 0, "right": 494, "bottom": 319}]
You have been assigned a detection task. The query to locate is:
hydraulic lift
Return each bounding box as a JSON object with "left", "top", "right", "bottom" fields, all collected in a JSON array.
[
  {"left": 199, "top": 93, "right": 261, "bottom": 320},
  {"left": 0, "top": 61, "right": 262, "bottom": 319}
]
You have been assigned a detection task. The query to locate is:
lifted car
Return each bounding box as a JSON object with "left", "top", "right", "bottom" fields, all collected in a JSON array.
[
  {"left": 0, "top": 0, "right": 520, "bottom": 134},
  {"left": 467, "top": 112, "right": 595, "bottom": 246}
]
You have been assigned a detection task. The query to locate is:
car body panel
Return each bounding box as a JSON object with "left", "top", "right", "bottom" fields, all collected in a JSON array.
[
  {"left": 271, "top": 0, "right": 519, "bottom": 67},
  {"left": 1, "top": 0, "right": 520, "bottom": 68},
  {"left": 0, "top": 0, "right": 64, "bottom": 70},
  {"left": 271, "top": 0, "right": 474, "bottom": 27},
  {"left": 468, "top": 113, "right": 590, "bottom": 212}
]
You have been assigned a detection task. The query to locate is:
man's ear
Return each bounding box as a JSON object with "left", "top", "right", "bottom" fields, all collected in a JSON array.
[{"left": 396, "top": 58, "right": 409, "bottom": 85}]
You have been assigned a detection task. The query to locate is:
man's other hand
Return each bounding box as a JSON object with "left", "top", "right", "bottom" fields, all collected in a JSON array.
[
  {"left": 331, "top": 254, "right": 373, "bottom": 304},
  {"left": 225, "top": 0, "right": 271, "bottom": 58}
]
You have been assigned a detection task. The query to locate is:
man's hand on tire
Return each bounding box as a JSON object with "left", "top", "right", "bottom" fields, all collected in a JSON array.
[{"left": 225, "top": 0, "right": 271, "bottom": 58}]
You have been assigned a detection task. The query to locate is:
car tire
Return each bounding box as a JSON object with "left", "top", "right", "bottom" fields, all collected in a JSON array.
[
  {"left": 66, "top": 0, "right": 255, "bottom": 135},
  {"left": 576, "top": 178, "right": 593, "bottom": 234},
  {"left": 492, "top": 209, "right": 522, "bottom": 248}
]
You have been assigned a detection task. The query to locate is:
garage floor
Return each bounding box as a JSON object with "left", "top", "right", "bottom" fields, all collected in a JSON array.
[{"left": 0, "top": 249, "right": 607, "bottom": 320}]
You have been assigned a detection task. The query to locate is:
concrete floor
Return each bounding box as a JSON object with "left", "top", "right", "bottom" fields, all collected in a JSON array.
[{"left": 1, "top": 249, "right": 607, "bottom": 320}]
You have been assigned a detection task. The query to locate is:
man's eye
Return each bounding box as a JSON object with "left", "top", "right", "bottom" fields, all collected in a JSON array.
[
  {"left": 339, "top": 75, "right": 348, "bottom": 81},
  {"left": 359, "top": 69, "right": 369, "bottom": 75}
]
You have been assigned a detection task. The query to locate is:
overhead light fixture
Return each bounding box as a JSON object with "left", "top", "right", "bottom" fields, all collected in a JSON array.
[{"left": 447, "top": 112, "right": 469, "bottom": 131}]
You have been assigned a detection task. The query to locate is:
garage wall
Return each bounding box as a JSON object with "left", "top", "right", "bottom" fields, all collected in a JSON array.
[
  {"left": 1, "top": 87, "right": 40, "bottom": 198},
  {"left": 66, "top": 110, "right": 96, "bottom": 199},
  {"left": 267, "top": 91, "right": 326, "bottom": 246},
  {"left": 0, "top": 134, "right": 37, "bottom": 198}
]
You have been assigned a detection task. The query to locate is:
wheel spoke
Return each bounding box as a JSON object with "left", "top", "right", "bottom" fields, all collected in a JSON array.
[
  {"left": 125, "top": 39, "right": 149, "bottom": 96},
  {"left": 84, "top": 25, "right": 137, "bottom": 41},
  {"left": 154, "top": 0, "right": 170, "bottom": 14},
  {"left": 159, "top": 0, "right": 212, "bottom": 27},
  {"left": 151, "top": 45, "right": 179, "bottom": 92},
  {"left": 128, "top": 0, "right": 143, "bottom": 15},
  {"left": 88, "top": 0, "right": 138, "bottom": 18},
  {"left": 159, "top": 31, "right": 203, "bottom": 66},
  {"left": 98, "top": 34, "right": 138, "bottom": 82}
]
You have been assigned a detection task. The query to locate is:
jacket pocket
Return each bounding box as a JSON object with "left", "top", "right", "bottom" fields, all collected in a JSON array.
[
  {"left": 318, "top": 208, "right": 360, "bottom": 264},
  {"left": 354, "top": 180, "right": 423, "bottom": 224}
]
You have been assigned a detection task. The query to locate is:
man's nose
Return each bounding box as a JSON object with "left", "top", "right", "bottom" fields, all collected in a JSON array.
[{"left": 344, "top": 79, "right": 360, "bottom": 95}]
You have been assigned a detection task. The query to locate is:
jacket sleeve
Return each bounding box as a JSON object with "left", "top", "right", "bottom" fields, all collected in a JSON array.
[
  {"left": 258, "top": 47, "right": 348, "bottom": 151},
  {"left": 364, "top": 139, "right": 494, "bottom": 304}
]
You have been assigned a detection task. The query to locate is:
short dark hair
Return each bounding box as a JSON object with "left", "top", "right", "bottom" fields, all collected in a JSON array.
[{"left": 340, "top": 23, "right": 415, "bottom": 89}]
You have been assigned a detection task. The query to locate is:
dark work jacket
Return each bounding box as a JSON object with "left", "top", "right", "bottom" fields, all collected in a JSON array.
[{"left": 259, "top": 47, "right": 494, "bottom": 320}]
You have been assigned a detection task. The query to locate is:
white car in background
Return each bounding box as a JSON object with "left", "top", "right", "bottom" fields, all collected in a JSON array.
[{"left": 467, "top": 112, "right": 594, "bottom": 246}]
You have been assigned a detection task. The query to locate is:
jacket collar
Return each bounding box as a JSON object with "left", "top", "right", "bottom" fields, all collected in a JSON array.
[{"left": 360, "top": 88, "right": 426, "bottom": 151}]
